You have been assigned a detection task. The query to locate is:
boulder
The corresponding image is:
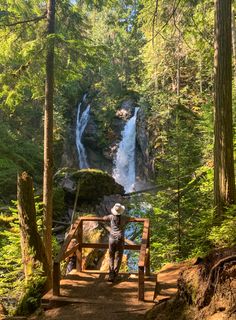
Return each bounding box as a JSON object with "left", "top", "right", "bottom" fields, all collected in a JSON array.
[{"left": 54, "top": 168, "right": 124, "bottom": 202}]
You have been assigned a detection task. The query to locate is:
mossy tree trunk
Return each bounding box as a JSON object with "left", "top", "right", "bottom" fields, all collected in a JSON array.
[{"left": 17, "top": 172, "right": 51, "bottom": 283}]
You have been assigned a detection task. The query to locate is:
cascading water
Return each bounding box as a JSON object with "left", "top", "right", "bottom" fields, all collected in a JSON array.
[
  {"left": 76, "top": 95, "right": 90, "bottom": 169},
  {"left": 113, "top": 107, "right": 139, "bottom": 193}
]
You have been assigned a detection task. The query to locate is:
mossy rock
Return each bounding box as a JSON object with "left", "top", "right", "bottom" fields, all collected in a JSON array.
[{"left": 54, "top": 168, "right": 124, "bottom": 201}]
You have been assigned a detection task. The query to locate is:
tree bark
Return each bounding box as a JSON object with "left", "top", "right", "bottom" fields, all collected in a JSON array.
[
  {"left": 17, "top": 172, "right": 50, "bottom": 282},
  {"left": 232, "top": 8, "right": 236, "bottom": 79},
  {"left": 214, "top": 0, "right": 235, "bottom": 221},
  {"left": 43, "top": 0, "right": 56, "bottom": 285}
]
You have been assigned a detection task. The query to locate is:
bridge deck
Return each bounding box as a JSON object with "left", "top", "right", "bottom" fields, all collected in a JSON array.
[{"left": 42, "top": 270, "right": 156, "bottom": 319}]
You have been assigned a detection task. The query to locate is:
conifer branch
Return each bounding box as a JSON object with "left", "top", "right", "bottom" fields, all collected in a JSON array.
[
  {"left": 152, "top": 0, "right": 159, "bottom": 47},
  {"left": 148, "top": 0, "right": 182, "bottom": 44},
  {"left": 0, "top": 12, "right": 46, "bottom": 28}
]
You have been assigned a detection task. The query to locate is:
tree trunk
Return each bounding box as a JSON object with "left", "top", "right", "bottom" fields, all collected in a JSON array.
[
  {"left": 43, "top": 0, "right": 56, "bottom": 285},
  {"left": 199, "top": 57, "right": 203, "bottom": 94},
  {"left": 17, "top": 172, "right": 50, "bottom": 282},
  {"left": 232, "top": 8, "right": 236, "bottom": 71},
  {"left": 232, "top": 8, "right": 236, "bottom": 79},
  {"left": 176, "top": 110, "right": 181, "bottom": 256},
  {"left": 214, "top": 0, "right": 235, "bottom": 221},
  {"left": 176, "top": 55, "right": 180, "bottom": 97}
]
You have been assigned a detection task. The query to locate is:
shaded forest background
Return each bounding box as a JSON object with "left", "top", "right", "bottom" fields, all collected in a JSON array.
[{"left": 0, "top": 0, "right": 236, "bottom": 316}]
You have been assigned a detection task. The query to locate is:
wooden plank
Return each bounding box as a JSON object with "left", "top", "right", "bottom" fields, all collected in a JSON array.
[
  {"left": 80, "top": 216, "right": 146, "bottom": 223},
  {"left": 55, "top": 219, "right": 81, "bottom": 263},
  {"left": 138, "top": 219, "right": 149, "bottom": 267},
  {"left": 145, "top": 248, "right": 150, "bottom": 276},
  {"left": 52, "top": 262, "right": 60, "bottom": 296},
  {"left": 102, "top": 224, "right": 138, "bottom": 246},
  {"left": 80, "top": 217, "right": 105, "bottom": 221},
  {"left": 63, "top": 243, "right": 80, "bottom": 260},
  {"left": 81, "top": 243, "right": 141, "bottom": 250},
  {"left": 138, "top": 266, "right": 145, "bottom": 301},
  {"left": 128, "top": 217, "right": 147, "bottom": 223},
  {"left": 76, "top": 221, "right": 83, "bottom": 272},
  {"left": 145, "top": 226, "right": 150, "bottom": 276}
]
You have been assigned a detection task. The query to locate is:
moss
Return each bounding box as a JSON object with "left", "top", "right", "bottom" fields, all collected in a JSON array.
[{"left": 54, "top": 168, "right": 124, "bottom": 202}]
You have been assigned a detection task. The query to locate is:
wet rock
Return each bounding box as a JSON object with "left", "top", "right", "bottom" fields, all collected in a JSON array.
[
  {"left": 136, "top": 107, "right": 154, "bottom": 182},
  {"left": 116, "top": 99, "right": 136, "bottom": 120}
]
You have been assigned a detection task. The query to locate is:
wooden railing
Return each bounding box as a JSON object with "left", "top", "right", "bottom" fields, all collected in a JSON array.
[{"left": 53, "top": 216, "right": 150, "bottom": 301}]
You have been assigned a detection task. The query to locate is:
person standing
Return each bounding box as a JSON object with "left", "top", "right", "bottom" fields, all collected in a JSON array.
[{"left": 103, "top": 203, "right": 129, "bottom": 282}]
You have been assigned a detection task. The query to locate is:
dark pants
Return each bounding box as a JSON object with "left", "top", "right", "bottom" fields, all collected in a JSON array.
[
  {"left": 109, "top": 236, "right": 124, "bottom": 275},
  {"left": 66, "top": 255, "right": 76, "bottom": 274}
]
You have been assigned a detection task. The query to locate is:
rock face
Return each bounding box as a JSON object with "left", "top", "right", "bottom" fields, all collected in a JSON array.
[
  {"left": 61, "top": 94, "right": 153, "bottom": 189},
  {"left": 136, "top": 107, "right": 153, "bottom": 184}
]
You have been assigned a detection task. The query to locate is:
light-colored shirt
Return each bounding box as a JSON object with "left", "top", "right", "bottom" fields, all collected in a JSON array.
[{"left": 103, "top": 214, "right": 130, "bottom": 240}]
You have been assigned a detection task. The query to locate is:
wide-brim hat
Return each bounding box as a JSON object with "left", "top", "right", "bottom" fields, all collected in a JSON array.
[{"left": 111, "top": 203, "right": 125, "bottom": 216}]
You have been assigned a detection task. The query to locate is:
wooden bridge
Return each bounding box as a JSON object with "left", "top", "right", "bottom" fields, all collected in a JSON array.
[
  {"left": 42, "top": 216, "right": 156, "bottom": 308},
  {"left": 40, "top": 217, "right": 183, "bottom": 319}
]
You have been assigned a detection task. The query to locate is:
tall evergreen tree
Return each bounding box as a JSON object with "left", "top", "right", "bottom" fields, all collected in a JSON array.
[
  {"left": 43, "top": 0, "right": 56, "bottom": 286},
  {"left": 214, "top": 0, "right": 235, "bottom": 221}
]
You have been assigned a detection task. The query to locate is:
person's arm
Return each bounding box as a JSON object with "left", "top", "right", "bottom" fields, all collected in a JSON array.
[{"left": 103, "top": 214, "right": 112, "bottom": 221}]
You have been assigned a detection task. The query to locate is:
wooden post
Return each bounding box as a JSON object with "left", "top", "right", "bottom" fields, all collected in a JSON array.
[
  {"left": 138, "top": 219, "right": 150, "bottom": 301},
  {"left": 53, "top": 262, "right": 60, "bottom": 296},
  {"left": 76, "top": 220, "right": 83, "bottom": 272},
  {"left": 138, "top": 266, "right": 145, "bottom": 301},
  {"left": 145, "top": 228, "right": 150, "bottom": 276}
]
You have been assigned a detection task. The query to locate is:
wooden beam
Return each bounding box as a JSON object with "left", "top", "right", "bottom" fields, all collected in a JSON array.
[
  {"left": 79, "top": 216, "right": 146, "bottom": 223},
  {"left": 138, "top": 266, "right": 145, "bottom": 301},
  {"left": 54, "top": 219, "right": 81, "bottom": 263},
  {"left": 102, "top": 224, "right": 139, "bottom": 246},
  {"left": 52, "top": 262, "right": 60, "bottom": 296},
  {"left": 138, "top": 219, "right": 149, "bottom": 267},
  {"left": 145, "top": 248, "right": 150, "bottom": 276},
  {"left": 81, "top": 243, "right": 141, "bottom": 250},
  {"left": 63, "top": 243, "right": 80, "bottom": 260},
  {"left": 77, "top": 221, "right": 83, "bottom": 272}
]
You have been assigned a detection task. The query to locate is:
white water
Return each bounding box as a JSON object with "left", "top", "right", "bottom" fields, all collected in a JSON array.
[
  {"left": 113, "top": 107, "right": 139, "bottom": 193},
  {"left": 76, "top": 96, "right": 90, "bottom": 169}
]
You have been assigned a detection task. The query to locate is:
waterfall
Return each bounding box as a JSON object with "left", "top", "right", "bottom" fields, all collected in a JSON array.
[
  {"left": 76, "top": 95, "right": 90, "bottom": 169},
  {"left": 113, "top": 107, "right": 139, "bottom": 193}
]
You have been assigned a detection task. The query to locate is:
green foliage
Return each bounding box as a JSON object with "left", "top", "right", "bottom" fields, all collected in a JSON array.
[
  {"left": 0, "top": 123, "right": 43, "bottom": 199},
  {"left": 208, "top": 205, "right": 236, "bottom": 247},
  {"left": 15, "top": 276, "right": 46, "bottom": 316},
  {"left": 130, "top": 167, "right": 214, "bottom": 269},
  {"left": 0, "top": 206, "right": 22, "bottom": 296},
  {"left": 0, "top": 199, "right": 46, "bottom": 315},
  {"left": 0, "top": 0, "right": 234, "bottom": 303}
]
